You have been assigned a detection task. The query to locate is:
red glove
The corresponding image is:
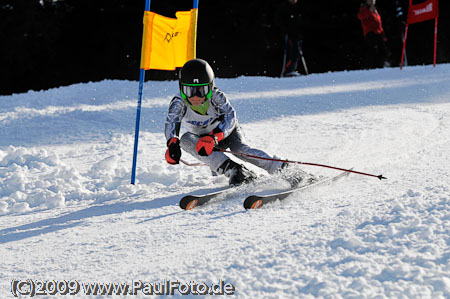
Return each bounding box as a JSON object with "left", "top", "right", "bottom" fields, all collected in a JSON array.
[
  {"left": 165, "top": 137, "right": 181, "bottom": 164},
  {"left": 196, "top": 128, "right": 224, "bottom": 156}
]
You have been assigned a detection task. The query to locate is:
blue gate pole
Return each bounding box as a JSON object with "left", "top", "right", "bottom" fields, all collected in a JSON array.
[{"left": 131, "top": 0, "right": 152, "bottom": 185}]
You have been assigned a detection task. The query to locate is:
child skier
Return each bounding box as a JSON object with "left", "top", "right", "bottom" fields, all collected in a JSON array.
[{"left": 164, "top": 58, "right": 305, "bottom": 186}]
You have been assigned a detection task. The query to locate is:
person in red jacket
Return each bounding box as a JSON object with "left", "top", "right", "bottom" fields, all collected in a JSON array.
[{"left": 357, "top": 0, "right": 389, "bottom": 69}]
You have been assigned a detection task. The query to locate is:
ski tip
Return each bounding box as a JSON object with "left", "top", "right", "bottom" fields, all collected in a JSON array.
[
  {"left": 378, "top": 175, "right": 387, "bottom": 180},
  {"left": 243, "top": 197, "right": 263, "bottom": 210},
  {"left": 250, "top": 199, "right": 263, "bottom": 209},
  {"left": 179, "top": 196, "right": 199, "bottom": 210},
  {"left": 185, "top": 199, "right": 199, "bottom": 210}
]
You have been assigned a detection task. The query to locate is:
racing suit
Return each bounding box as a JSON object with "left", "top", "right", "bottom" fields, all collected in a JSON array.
[{"left": 165, "top": 87, "right": 283, "bottom": 174}]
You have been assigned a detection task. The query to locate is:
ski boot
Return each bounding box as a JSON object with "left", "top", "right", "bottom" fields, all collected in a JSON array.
[
  {"left": 280, "top": 162, "right": 317, "bottom": 188},
  {"left": 218, "top": 159, "right": 257, "bottom": 187}
]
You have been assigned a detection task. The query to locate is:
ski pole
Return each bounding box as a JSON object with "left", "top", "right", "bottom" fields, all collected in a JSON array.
[
  {"left": 280, "top": 34, "right": 288, "bottom": 77},
  {"left": 180, "top": 159, "right": 208, "bottom": 167},
  {"left": 216, "top": 149, "right": 387, "bottom": 180},
  {"left": 299, "top": 40, "right": 309, "bottom": 75}
]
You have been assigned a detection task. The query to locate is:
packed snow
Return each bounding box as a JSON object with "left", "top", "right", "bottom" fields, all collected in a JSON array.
[{"left": 1, "top": 65, "right": 450, "bottom": 298}]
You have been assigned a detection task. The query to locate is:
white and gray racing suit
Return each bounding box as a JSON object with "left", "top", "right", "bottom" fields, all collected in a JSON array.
[{"left": 165, "top": 87, "right": 283, "bottom": 174}]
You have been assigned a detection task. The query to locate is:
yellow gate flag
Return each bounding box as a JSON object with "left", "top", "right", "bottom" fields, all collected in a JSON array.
[{"left": 140, "top": 9, "right": 198, "bottom": 70}]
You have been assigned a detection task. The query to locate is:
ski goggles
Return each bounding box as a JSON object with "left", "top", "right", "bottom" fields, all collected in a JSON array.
[{"left": 180, "top": 83, "right": 213, "bottom": 98}]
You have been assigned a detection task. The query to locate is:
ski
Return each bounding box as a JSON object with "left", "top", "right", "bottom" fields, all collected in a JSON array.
[
  {"left": 179, "top": 174, "right": 266, "bottom": 210},
  {"left": 179, "top": 187, "right": 231, "bottom": 210},
  {"left": 243, "top": 170, "right": 351, "bottom": 209}
]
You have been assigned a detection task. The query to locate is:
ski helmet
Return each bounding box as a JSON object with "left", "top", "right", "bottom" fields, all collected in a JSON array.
[{"left": 179, "top": 59, "right": 215, "bottom": 100}]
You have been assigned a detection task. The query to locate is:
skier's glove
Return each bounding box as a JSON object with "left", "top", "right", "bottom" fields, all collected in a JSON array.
[
  {"left": 196, "top": 128, "right": 224, "bottom": 156},
  {"left": 209, "top": 127, "right": 224, "bottom": 144},
  {"left": 165, "top": 137, "right": 181, "bottom": 164}
]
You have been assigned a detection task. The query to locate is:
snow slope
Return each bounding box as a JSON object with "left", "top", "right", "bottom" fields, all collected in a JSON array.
[{"left": 1, "top": 65, "right": 450, "bottom": 298}]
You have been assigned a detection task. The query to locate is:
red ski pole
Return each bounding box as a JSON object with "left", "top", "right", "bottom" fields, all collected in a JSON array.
[
  {"left": 216, "top": 149, "right": 387, "bottom": 180},
  {"left": 180, "top": 158, "right": 207, "bottom": 167}
]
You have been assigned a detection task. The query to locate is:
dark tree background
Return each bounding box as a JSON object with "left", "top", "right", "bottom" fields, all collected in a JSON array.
[{"left": 1, "top": 0, "right": 449, "bottom": 95}]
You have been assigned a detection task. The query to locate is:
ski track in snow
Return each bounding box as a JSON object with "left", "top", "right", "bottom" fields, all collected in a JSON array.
[{"left": 1, "top": 65, "right": 450, "bottom": 298}]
